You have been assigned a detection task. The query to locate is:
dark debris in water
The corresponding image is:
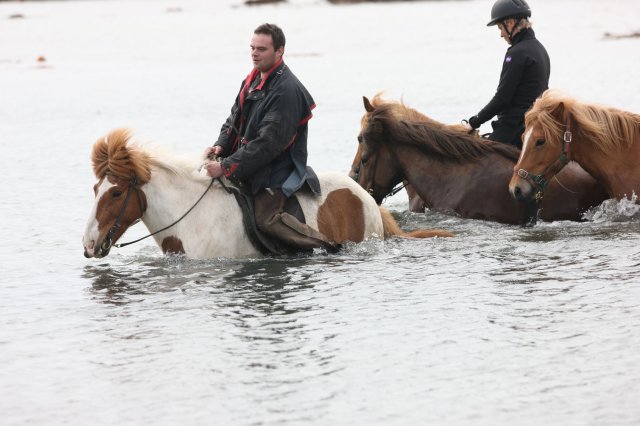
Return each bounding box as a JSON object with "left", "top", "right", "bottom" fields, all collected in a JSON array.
[
  {"left": 245, "top": 0, "right": 286, "bottom": 5},
  {"left": 328, "top": 0, "right": 426, "bottom": 3},
  {"left": 603, "top": 31, "right": 640, "bottom": 40},
  {"left": 516, "top": 230, "right": 561, "bottom": 243}
]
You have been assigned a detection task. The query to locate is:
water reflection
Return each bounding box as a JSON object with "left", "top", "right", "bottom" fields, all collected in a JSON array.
[{"left": 82, "top": 256, "right": 195, "bottom": 305}]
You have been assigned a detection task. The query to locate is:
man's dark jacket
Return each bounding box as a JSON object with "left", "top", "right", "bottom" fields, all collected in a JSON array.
[
  {"left": 470, "top": 28, "right": 550, "bottom": 146},
  {"left": 214, "top": 59, "right": 317, "bottom": 197}
]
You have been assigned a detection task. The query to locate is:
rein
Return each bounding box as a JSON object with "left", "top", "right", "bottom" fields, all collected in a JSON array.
[
  {"left": 515, "top": 119, "right": 573, "bottom": 201},
  {"left": 386, "top": 181, "right": 409, "bottom": 199},
  {"left": 103, "top": 176, "right": 217, "bottom": 251}
]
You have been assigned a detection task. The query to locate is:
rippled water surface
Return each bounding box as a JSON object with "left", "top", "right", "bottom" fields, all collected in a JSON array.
[{"left": 2, "top": 0, "right": 640, "bottom": 424}]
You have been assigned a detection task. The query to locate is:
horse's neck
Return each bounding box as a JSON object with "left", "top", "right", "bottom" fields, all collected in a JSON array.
[
  {"left": 393, "top": 143, "right": 514, "bottom": 204},
  {"left": 572, "top": 140, "right": 640, "bottom": 200}
]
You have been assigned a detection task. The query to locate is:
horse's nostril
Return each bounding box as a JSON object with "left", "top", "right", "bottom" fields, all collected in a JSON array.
[{"left": 513, "top": 186, "right": 523, "bottom": 200}]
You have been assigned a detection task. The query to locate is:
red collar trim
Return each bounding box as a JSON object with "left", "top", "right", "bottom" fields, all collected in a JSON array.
[
  {"left": 239, "top": 59, "right": 284, "bottom": 109},
  {"left": 252, "top": 58, "right": 284, "bottom": 92}
]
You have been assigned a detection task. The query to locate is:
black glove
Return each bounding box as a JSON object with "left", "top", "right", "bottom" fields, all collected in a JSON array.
[{"left": 468, "top": 115, "right": 481, "bottom": 129}]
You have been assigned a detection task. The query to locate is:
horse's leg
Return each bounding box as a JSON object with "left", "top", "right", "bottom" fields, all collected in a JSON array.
[{"left": 405, "top": 184, "right": 426, "bottom": 213}]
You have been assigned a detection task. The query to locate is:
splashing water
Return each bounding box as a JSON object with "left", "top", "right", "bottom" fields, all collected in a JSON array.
[{"left": 583, "top": 192, "right": 640, "bottom": 222}]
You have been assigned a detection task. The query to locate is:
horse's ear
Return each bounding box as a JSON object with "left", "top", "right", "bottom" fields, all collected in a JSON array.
[
  {"left": 551, "top": 101, "right": 566, "bottom": 120},
  {"left": 363, "top": 96, "right": 375, "bottom": 113}
]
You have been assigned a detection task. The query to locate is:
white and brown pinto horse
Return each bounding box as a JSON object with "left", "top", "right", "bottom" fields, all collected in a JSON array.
[
  {"left": 83, "top": 129, "right": 452, "bottom": 259},
  {"left": 510, "top": 90, "right": 640, "bottom": 203}
]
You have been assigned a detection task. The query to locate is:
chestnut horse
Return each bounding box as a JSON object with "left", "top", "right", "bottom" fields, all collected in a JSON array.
[
  {"left": 349, "top": 94, "right": 470, "bottom": 213},
  {"left": 510, "top": 90, "right": 640, "bottom": 203},
  {"left": 355, "top": 96, "right": 608, "bottom": 225},
  {"left": 83, "top": 129, "right": 452, "bottom": 259}
]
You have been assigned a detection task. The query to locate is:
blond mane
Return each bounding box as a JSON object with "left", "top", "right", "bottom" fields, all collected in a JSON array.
[
  {"left": 91, "top": 129, "right": 199, "bottom": 184},
  {"left": 526, "top": 90, "right": 640, "bottom": 152}
]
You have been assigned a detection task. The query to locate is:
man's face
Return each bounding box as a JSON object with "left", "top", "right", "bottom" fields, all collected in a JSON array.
[{"left": 250, "top": 33, "right": 283, "bottom": 73}]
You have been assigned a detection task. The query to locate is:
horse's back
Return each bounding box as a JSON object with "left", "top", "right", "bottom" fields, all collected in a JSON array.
[{"left": 296, "top": 171, "right": 384, "bottom": 243}]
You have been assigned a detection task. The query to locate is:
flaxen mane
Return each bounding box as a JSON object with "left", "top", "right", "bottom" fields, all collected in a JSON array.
[
  {"left": 91, "top": 129, "right": 152, "bottom": 183},
  {"left": 526, "top": 90, "right": 640, "bottom": 152},
  {"left": 92, "top": 129, "right": 203, "bottom": 184},
  {"left": 367, "top": 104, "right": 520, "bottom": 163}
]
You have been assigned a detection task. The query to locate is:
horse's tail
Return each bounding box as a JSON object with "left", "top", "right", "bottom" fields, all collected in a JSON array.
[{"left": 379, "top": 207, "right": 453, "bottom": 239}]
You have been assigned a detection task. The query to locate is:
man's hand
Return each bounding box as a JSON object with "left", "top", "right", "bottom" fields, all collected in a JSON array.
[
  {"left": 203, "top": 145, "right": 223, "bottom": 160},
  {"left": 205, "top": 160, "right": 224, "bottom": 178}
]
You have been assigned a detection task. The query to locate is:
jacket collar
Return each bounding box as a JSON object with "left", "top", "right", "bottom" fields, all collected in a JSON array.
[
  {"left": 244, "top": 58, "right": 285, "bottom": 93},
  {"left": 239, "top": 59, "right": 285, "bottom": 109},
  {"left": 511, "top": 28, "right": 535, "bottom": 46}
]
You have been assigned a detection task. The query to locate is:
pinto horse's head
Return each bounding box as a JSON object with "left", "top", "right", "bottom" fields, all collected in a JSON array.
[
  {"left": 509, "top": 91, "right": 573, "bottom": 202},
  {"left": 83, "top": 129, "right": 150, "bottom": 258}
]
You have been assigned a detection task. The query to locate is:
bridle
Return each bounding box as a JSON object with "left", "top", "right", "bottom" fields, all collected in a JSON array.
[
  {"left": 101, "top": 174, "right": 147, "bottom": 252},
  {"left": 353, "top": 135, "right": 406, "bottom": 204},
  {"left": 514, "top": 119, "right": 572, "bottom": 202}
]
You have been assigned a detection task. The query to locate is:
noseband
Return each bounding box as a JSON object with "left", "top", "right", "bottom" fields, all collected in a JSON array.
[
  {"left": 515, "top": 119, "right": 572, "bottom": 202},
  {"left": 101, "top": 175, "right": 147, "bottom": 252}
]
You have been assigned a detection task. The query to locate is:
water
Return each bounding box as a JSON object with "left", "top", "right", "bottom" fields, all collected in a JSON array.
[{"left": 1, "top": 0, "right": 640, "bottom": 424}]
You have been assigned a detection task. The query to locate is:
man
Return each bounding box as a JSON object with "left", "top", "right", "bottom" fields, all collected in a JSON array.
[
  {"left": 464, "top": 0, "right": 550, "bottom": 148},
  {"left": 204, "top": 23, "right": 338, "bottom": 253}
]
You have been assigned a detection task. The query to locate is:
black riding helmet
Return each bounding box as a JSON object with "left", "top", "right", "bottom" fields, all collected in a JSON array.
[{"left": 487, "top": 0, "right": 531, "bottom": 26}]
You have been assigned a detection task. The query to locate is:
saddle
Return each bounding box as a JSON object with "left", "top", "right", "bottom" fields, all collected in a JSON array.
[{"left": 222, "top": 179, "right": 317, "bottom": 255}]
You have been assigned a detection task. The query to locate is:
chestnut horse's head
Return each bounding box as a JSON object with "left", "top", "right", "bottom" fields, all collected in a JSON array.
[
  {"left": 510, "top": 90, "right": 640, "bottom": 202},
  {"left": 353, "top": 95, "right": 441, "bottom": 204},
  {"left": 354, "top": 96, "right": 407, "bottom": 204},
  {"left": 508, "top": 91, "right": 572, "bottom": 202},
  {"left": 83, "top": 129, "right": 150, "bottom": 258},
  {"left": 349, "top": 96, "right": 375, "bottom": 182}
]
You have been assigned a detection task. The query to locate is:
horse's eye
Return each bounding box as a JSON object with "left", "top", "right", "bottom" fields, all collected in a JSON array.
[
  {"left": 357, "top": 134, "right": 363, "bottom": 144},
  {"left": 535, "top": 139, "right": 545, "bottom": 147},
  {"left": 361, "top": 154, "right": 369, "bottom": 165},
  {"left": 112, "top": 190, "right": 123, "bottom": 198}
]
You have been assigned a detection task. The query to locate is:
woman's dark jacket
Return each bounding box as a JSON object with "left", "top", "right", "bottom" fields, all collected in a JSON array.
[
  {"left": 469, "top": 28, "right": 550, "bottom": 146},
  {"left": 215, "top": 59, "right": 317, "bottom": 196}
]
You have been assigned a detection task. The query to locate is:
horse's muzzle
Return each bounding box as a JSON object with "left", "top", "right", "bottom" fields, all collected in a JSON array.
[{"left": 83, "top": 237, "right": 110, "bottom": 258}]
